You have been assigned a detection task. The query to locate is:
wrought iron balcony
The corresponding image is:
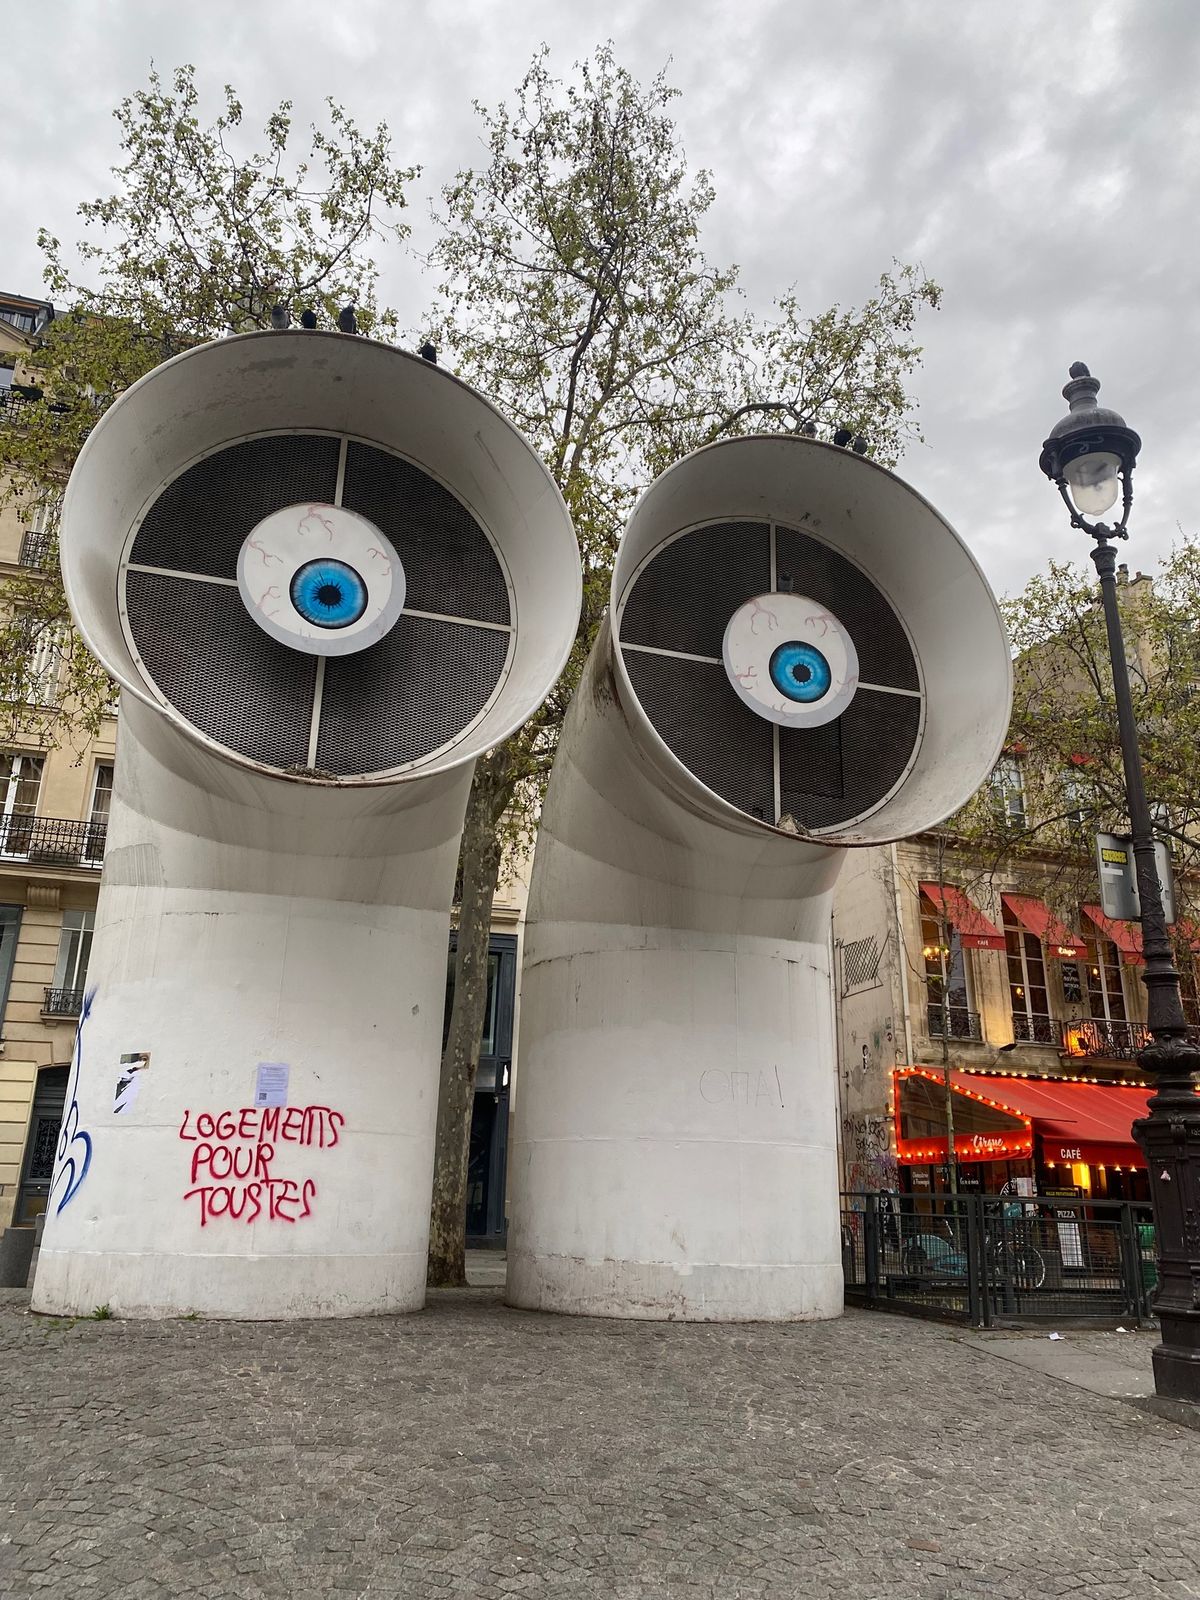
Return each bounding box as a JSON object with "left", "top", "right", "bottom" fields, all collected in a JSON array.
[
  {"left": 43, "top": 986, "right": 85, "bottom": 1018},
  {"left": 926, "top": 1003, "right": 983, "bottom": 1041},
  {"left": 0, "top": 387, "right": 34, "bottom": 417},
  {"left": 1062, "top": 1017, "right": 1149, "bottom": 1060},
  {"left": 18, "top": 530, "right": 53, "bottom": 569},
  {"left": 1011, "top": 1011, "right": 1063, "bottom": 1046},
  {"left": 0, "top": 814, "right": 106, "bottom": 867}
]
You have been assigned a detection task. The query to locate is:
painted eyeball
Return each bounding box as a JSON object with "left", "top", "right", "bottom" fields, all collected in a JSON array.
[
  {"left": 237, "top": 502, "right": 406, "bottom": 657},
  {"left": 722, "top": 592, "right": 859, "bottom": 727}
]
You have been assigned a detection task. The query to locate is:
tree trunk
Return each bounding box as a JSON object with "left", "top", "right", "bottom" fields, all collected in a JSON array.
[{"left": 426, "top": 750, "right": 508, "bottom": 1287}]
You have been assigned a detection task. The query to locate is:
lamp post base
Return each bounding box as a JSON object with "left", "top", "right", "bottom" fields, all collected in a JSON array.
[{"left": 1134, "top": 1065, "right": 1200, "bottom": 1407}]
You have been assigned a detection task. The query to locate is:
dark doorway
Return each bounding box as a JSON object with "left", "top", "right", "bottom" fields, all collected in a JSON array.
[
  {"left": 444, "top": 931, "right": 517, "bottom": 1243},
  {"left": 16, "top": 1064, "right": 69, "bottom": 1224}
]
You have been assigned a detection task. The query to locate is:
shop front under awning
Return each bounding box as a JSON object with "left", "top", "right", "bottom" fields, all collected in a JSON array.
[
  {"left": 893, "top": 1066, "right": 1159, "bottom": 1168},
  {"left": 961, "top": 1071, "right": 1153, "bottom": 1169},
  {"left": 919, "top": 882, "right": 1006, "bottom": 950},
  {"left": 1001, "top": 894, "right": 1087, "bottom": 959}
]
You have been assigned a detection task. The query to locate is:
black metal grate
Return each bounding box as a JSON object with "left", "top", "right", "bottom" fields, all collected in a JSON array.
[
  {"left": 841, "top": 936, "right": 881, "bottom": 993},
  {"left": 779, "top": 688, "right": 921, "bottom": 830},
  {"left": 620, "top": 651, "right": 775, "bottom": 820},
  {"left": 341, "top": 443, "right": 510, "bottom": 626},
  {"left": 618, "top": 522, "right": 771, "bottom": 657},
  {"left": 317, "top": 614, "right": 509, "bottom": 775},
  {"left": 123, "top": 433, "right": 515, "bottom": 777},
  {"left": 616, "top": 519, "right": 923, "bottom": 831},
  {"left": 126, "top": 571, "right": 317, "bottom": 769},
  {"left": 130, "top": 435, "right": 342, "bottom": 578},
  {"left": 775, "top": 524, "right": 918, "bottom": 690}
]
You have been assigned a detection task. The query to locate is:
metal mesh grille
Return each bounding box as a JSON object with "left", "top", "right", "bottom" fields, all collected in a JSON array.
[
  {"left": 130, "top": 435, "right": 342, "bottom": 578},
  {"left": 618, "top": 522, "right": 770, "bottom": 657},
  {"left": 618, "top": 520, "right": 923, "bottom": 830},
  {"left": 841, "top": 936, "right": 882, "bottom": 995},
  {"left": 779, "top": 689, "right": 920, "bottom": 829},
  {"left": 317, "top": 614, "right": 509, "bottom": 775},
  {"left": 341, "top": 443, "right": 510, "bottom": 625},
  {"left": 620, "top": 652, "right": 775, "bottom": 820},
  {"left": 775, "top": 524, "right": 918, "bottom": 690},
  {"left": 125, "top": 571, "right": 316, "bottom": 768}
]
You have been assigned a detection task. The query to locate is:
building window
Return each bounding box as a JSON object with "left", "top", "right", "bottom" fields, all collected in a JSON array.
[
  {"left": 0, "top": 752, "right": 44, "bottom": 855},
  {"left": 25, "top": 625, "right": 65, "bottom": 704},
  {"left": 1063, "top": 771, "right": 1090, "bottom": 830},
  {"left": 1003, "top": 902, "right": 1052, "bottom": 1041},
  {"left": 920, "top": 893, "right": 978, "bottom": 1038},
  {"left": 84, "top": 762, "right": 113, "bottom": 863},
  {"left": 989, "top": 757, "right": 1026, "bottom": 828},
  {"left": 1079, "top": 935, "right": 1128, "bottom": 1023},
  {"left": 51, "top": 910, "right": 94, "bottom": 1006}
]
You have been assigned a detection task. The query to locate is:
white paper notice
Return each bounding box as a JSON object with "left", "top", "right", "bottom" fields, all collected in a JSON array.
[
  {"left": 114, "top": 1051, "right": 150, "bottom": 1116},
  {"left": 254, "top": 1061, "right": 290, "bottom": 1107},
  {"left": 113, "top": 1069, "right": 141, "bottom": 1115}
]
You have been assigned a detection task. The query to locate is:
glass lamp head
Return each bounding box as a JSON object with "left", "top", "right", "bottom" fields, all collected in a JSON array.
[{"left": 1038, "top": 363, "right": 1140, "bottom": 521}]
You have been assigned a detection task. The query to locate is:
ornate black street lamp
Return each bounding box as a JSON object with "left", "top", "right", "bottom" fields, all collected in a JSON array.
[{"left": 1040, "top": 364, "right": 1200, "bottom": 1409}]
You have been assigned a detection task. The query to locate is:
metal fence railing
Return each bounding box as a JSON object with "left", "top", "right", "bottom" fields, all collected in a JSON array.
[
  {"left": 841, "top": 1190, "right": 1157, "bottom": 1326},
  {"left": 42, "top": 987, "right": 85, "bottom": 1017},
  {"left": 0, "top": 814, "right": 106, "bottom": 866},
  {"left": 926, "top": 1004, "right": 983, "bottom": 1041},
  {"left": 1011, "top": 1011, "right": 1063, "bottom": 1045}
]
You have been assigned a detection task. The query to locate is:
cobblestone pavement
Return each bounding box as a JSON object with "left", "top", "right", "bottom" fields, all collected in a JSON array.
[{"left": 1, "top": 1285, "right": 1198, "bottom": 1600}]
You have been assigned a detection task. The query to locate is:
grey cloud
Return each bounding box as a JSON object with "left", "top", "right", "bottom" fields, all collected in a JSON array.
[{"left": 5, "top": 0, "right": 1196, "bottom": 597}]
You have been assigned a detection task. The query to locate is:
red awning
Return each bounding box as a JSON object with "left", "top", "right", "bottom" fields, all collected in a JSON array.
[
  {"left": 953, "top": 1070, "right": 1151, "bottom": 1169},
  {"left": 1001, "top": 894, "right": 1087, "bottom": 959},
  {"left": 919, "top": 882, "right": 1006, "bottom": 950},
  {"left": 1083, "top": 904, "right": 1143, "bottom": 965}
]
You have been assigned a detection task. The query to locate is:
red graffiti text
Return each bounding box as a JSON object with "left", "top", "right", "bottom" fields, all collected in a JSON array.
[{"left": 178, "top": 1105, "right": 343, "bottom": 1227}]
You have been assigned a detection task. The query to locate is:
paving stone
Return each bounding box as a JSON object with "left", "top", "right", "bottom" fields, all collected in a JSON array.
[{"left": 0, "top": 1285, "right": 1197, "bottom": 1597}]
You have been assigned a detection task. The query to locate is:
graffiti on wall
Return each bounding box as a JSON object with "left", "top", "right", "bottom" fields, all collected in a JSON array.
[
  {"left": 49, "top": 988, "right": 97, "bottom": 1214},
  {"left": 842, "top": 1113, "right": 897, "bottom": 1193},
  {"left": 179, "top": 1104, "right": 345, "bottom": 1226}
]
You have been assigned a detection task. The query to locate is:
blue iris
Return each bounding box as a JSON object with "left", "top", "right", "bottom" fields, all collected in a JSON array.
[
  {"left": 769, "top": 640, "right": 832, "bottom": 703},
  {"left": 290, "top": 559, "right": 367, "bottom": 629}
]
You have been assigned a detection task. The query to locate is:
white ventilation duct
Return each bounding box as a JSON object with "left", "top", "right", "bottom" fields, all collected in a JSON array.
[
  {"left": 506, "top": 435, "right": 1011, "bottom": 1321},
  {"left": 33, "top": 331, "right": 580, "bottom": 1318}
]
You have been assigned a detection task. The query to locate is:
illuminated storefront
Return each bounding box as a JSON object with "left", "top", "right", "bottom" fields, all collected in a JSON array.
[{"left": 892, "top": 1066, "right": 1153, "bottom": 1201}]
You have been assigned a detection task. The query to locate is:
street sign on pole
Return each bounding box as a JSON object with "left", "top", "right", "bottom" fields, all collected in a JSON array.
[{"left": 1095, "top": 832, "right": 1176, "bottom": 924}]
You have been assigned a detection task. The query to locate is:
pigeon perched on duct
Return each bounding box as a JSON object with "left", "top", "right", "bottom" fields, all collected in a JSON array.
[
  {"left": 852, "top": 436, "right": 868, "bottom": 455},
  {"left": 832, "top": 426, "right": 853, "bottom": 448},
  {"left": 299, "top": 309, "right": 318, "bottom": 330},
  {"left": 337, "top": 305, "right": 358, "bottom": 334},
  {"left": 269, "top": 305, "right": 290, "bottom": 330},
  {"left": 419, "top": 342, "right": 437, "bottom": 364}
]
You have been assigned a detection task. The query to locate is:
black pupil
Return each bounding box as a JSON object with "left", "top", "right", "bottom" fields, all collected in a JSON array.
[
  {"left": 790, "top": 663, "right": 812, "bottom": 684},
  {"left": 317, "top": 583, "right": 342, "bottom": 608}
]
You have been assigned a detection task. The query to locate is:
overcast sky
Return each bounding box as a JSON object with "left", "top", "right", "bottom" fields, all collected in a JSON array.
[{"left": 4, "top": 0, "right": 1196, "bottom": 600}]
